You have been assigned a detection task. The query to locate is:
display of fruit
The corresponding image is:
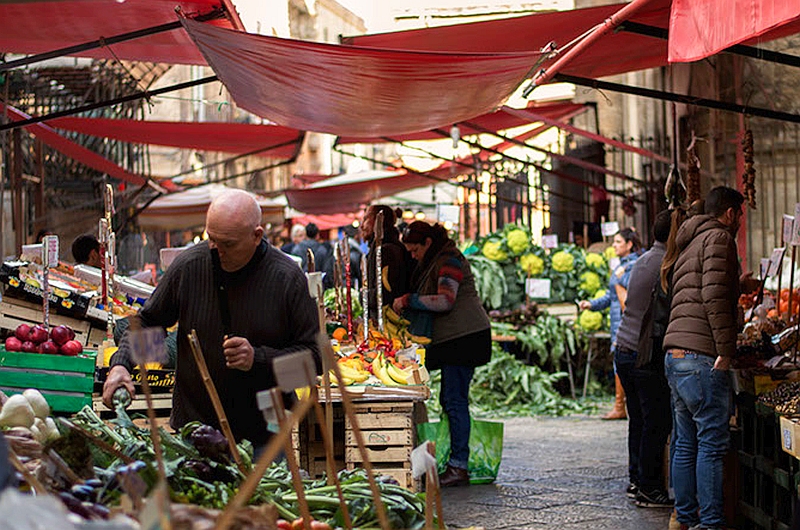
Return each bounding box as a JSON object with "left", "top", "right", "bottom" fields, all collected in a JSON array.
[
  {"left": 327, "top": 347, "right": 429, "bottom": 387},
  {"left": 9, "top": 323, "right": 82, "bottom": 355}
]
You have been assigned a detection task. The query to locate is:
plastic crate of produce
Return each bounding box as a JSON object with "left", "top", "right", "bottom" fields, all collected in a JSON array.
[{"left": 0, "top": 346, "right": 96, "bottom": 413}]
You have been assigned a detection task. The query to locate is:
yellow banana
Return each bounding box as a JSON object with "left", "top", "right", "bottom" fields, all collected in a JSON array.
[
  {"left": 328, "top": 372, "right": 354, "bottom": 386},
  {"left": 384, "top": 305, "right": 410, "bottom": 326},
  {"left": 408, "top": 334, "right": 431, "bottom": 346},
  {"left": 338, "top": 364, "right": 369, "bottom": 383},
  {"left": 371, "top": 354, "right": 397, "bottom": 386},
  {"left": 382, "top": 266, "right": 392, "bottom": 292},
  {"left": 386, "top": 362, "right": 412, "bottom": 385},
  {"left": 384, "top": 319, "right": 400, "bottom": 339}
]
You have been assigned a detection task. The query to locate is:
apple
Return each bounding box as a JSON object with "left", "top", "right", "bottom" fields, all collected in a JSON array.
[
  {"left": 4, "top": 336, "right": 22, "bottom": 352},
  {"left": 38, "top": 340, "right": 59, "bottom": 355},
  {"left": 59, "top": 340, "right": 83, "bottom": 356},
  {"left": 14, "top": 324, "right": 31, "bottom": 342},
  {"left": 28, "top": 325, "right": 49, "bottom": 345},
  {"left": 50, "top": 325, "right": 73, "bottom": 346},
  {"left": 21, "top": 341, "right": 38, "bottom": 353}
]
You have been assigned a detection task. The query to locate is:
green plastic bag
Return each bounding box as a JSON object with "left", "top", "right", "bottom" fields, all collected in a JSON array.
[{"left": 417, "top": 417, "right": 503, "bottom": 484}]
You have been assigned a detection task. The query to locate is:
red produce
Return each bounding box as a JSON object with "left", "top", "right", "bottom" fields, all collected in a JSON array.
[
  {"left": 38, "top": 340, "right": 59, "bottom": 355},
  {"left": 21, "top": 341, "right": 38, "bottom": 353},
  {"left": 14, "top": 324, "right": 31, "bottom": 342},
  {"left": 4, "top": 336, "right": 22, "bottom": 352},
  {"left": 59, "top": 340, "right": 83, "bottom": 356},
  {"left": 28, "top": 325, "right": 49, "bottom": 345},
  {"left": 50, "top": 325, "right": 73, "bottom": 346}
]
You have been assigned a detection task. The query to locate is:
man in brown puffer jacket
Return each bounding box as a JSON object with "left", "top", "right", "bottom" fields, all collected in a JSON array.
[{"left": 663, "top": 186, "right": 744, "bottom": 530}]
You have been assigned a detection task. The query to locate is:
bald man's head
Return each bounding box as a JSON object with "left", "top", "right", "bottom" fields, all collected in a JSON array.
[{"left": 206, "top": 189, "right": 264, "bottom": 272}]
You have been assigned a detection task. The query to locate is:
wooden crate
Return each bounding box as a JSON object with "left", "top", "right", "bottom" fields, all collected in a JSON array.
[
  {"left": 0, "top": 298, "right": 106, "bottom": 349},
  {"left": 345, "top": 401, "right": 418, "bottom": 490},
  {"left": 293, "top": 406, "right": 346, "bottom": 479},
  {"left": 0, "top": 346, "right": 96, "bottom": 413}
]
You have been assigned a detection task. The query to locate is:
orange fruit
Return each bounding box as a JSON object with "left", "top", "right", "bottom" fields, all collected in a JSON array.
[{"left": 332, "top": 327, "right": 348, "bottom": 341}]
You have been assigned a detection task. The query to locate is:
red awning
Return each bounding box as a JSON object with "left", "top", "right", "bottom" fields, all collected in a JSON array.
[
  {"left": 181, "top": 18, "right": 541, "bottom": 137},
  {"left": 337, "top": 101, "right": 585, "bottom": 145},
  {"left": 343, "top": 2, "right": 673, "bottom": 80},
  {"left": 668, "top": 0, "right": 800, "bottom": 62},
  {"left": 0, "top": 102, "right": 147, "bottom": 186},
  {"left": 0, "top": 0, "right": 242, "bottom": 65},
  {"left": 284, "top": 171, "right": 441, "bottom": 215},
  {"left": 48, "top": 117, "right": 304, "bottom": 159},
  {"left": 289, "top": 214, "right": 360, "bottom": 231}
]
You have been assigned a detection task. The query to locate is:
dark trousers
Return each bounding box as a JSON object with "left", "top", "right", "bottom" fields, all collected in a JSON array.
[{"left": 615, "top": 348, "right": 673, "bottom": 491}]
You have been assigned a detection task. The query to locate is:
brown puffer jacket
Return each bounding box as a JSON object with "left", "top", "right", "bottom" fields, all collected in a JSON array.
[{"left": 663, "top": 214, "right": 740, "bottom": 358}]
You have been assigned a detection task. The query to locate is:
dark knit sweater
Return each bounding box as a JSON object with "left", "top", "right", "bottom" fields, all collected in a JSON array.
[{"left": 112, "top": 239, "right": 320, "bottom": 445}]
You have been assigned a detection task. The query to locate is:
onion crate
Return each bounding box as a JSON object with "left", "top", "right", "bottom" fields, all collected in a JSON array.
[
  {"left": 345, "top": 401, "right": 417, "bottom": 491},
  {"left": 0, "top": 346, "right": 97, "bottom": 413}
]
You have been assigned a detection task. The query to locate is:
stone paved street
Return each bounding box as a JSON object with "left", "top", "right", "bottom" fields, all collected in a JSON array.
[{"left": 440, "top": 415, "right": 672, "bottom": 529}]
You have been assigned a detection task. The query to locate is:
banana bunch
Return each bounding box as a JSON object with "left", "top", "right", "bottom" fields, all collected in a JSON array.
[
  {"left": 328, "top": 357, "right": 370, "bottom": 386},
  {"left": 371, "top": 353, "right": 422, "bottom": 386},
  {"left": 383, "top": 306, "right": 432, "bottom": 346}
]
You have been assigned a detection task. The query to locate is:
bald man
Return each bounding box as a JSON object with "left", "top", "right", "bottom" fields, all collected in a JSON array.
[{"left": 103, "top": 190, "right": 320, "bottom": 449}]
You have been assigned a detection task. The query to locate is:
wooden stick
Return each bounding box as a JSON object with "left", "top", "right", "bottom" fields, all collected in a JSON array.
[
  {"left": 58, "top": 417, "right": 134, "bottom": 464},
  {"left": 316, "top": 282, "right": 335, "bottom": 488},
  {"left": 271, "top": 389, "right": 313, "bottom": 530},
  {"left": 319, "top": 332, "right": 391, "bottom": 530},
  {"left": 187, "top": 329, "right": 246, "bottom": 474},
  {"left": 216, "top": 397, "right": 314, "bottom": 530},
  {"left": 425, "top": 442, "right": 445, "bottom": 529},
  {"left": 306, "top": 364, "right": 352, "bottom": 529},
  {"left": 46, "top": 449, "right": 82, "bottom": 485},
  {"left": 7, "top": 446, "right": 47, "bottom": 495}
]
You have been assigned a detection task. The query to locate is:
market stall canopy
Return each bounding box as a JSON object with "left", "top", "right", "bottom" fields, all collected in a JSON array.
[
  {"left": 283, "top": 170, "right": 441, "bottom": 216},
  {"left": 337, "top": 101, "right": 585, "bottom": 145},
  {"left": 0, "top": 0, "right": 242, "bottom": 65},
  {"left": 139, "top": 184, "right": 284, "bottom": 231},
  {"left": 668, "top": 0, "right": 800, "bottom": 62},
  {"left": 180, "top": 18, "right": 541, "bottom": 137},
  {"left": 48, "top": 117, "right": 304, "bottom": 159},
  {"left": 0, "top": 102, "right": 148, "bottom": 186},
  {"left": 344, "top": 0, "right": 800, "bottom": 81},
  {"left": 287, "top": 213, "right": 360, "bottom": 231}
]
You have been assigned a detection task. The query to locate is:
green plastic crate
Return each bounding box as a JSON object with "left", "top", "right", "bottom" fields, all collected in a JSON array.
[{"left": 0, "top": 346, "right": 96, "bottom": 413}]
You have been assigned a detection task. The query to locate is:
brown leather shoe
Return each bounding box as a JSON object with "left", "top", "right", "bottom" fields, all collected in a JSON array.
[{"left": 438, "top": 465, "right": 470, "bottom": 487}]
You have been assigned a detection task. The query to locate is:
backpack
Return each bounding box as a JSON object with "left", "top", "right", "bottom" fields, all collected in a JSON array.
[{"left": 636, "top": 276, "right": 672, "bottom": 369}]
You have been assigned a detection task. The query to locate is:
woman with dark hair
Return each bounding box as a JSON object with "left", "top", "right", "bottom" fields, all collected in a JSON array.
[
  {"left": 361, "top": 205, "right": 412, "bottom": 315},
  {"left": 393, "top": 221, "right": 491, "bottom": 487},
  {"left": 579, "top": 227, "right": 642, "bottom": 420}
]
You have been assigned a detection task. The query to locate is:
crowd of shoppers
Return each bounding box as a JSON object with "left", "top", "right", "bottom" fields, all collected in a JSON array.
[{"left": 580, "top": 186, "right": 750, "bottom": 530}]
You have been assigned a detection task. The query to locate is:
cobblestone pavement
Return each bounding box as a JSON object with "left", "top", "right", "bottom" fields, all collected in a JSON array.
[{"left": 440, "top": 415, "right": 672, "bottom": 530}]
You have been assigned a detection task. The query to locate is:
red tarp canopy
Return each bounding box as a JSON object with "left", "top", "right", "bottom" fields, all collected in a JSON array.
[
  {"left": 0, "top": 102, "right": 148, "bottom": 186},
  {"left": 345, "top": 0, "right": 800, "bottom": 80},
  {"left": 0, "top": 0, "right": 243, "bottom": 65},
  {"left": 337, "top": 101, "right": 585, "bottom": 145},
  {"left": 181, "top": 18, "right": 541, "bottom": 137},
  {"left": 289, "top": 214, "right": 360, "bottom": 231},
  {"left": 48, "top": 117, "right": 304, "bottom": 159},
  {"left": 668, "top": 0, "right": 800, "bottom": 62},
  {"left": 284, "top": 171, "right": 443, "bottom": 216}
]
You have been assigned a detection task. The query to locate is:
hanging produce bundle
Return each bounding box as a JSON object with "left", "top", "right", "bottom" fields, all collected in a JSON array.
[
  {"left": 742, "top": 127, "right": 757, "bottom": 209},
  {"left": 686, "top": 137, "right": 702, "bottom": 204}
]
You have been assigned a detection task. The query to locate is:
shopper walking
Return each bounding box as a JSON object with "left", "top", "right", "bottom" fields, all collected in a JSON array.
[
  {"left": 663, "top": 186, "right": 744, "bottom": 530},
  {"left": 579, "top": 228, "right": 641, "bottom": 420},
  {"left": 361, "top": 205, "right": 412, "bottom": 315},
  {"left": 393, "top": 221, "right": 491, "bottom": 487},
  {"left": 613, "top": 210, "right": 673, "bottom": 506}
]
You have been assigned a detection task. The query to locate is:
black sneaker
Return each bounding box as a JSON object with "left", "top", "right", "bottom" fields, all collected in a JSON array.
[
  {"left": 634, "top": 488, "right": 674, "bottom": 508},
  {"left": 626, "top": 483, "right": 638, "bottom": 499}
]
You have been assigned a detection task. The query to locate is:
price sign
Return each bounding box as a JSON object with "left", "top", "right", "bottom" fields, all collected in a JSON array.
[
  {"left": 129, "top": 327, "right": 168, "bottom": 366},
  {"left": 41, "top": 235, "right": 59, "bottom": 268},
  {"left": 541, "top": 235, "right": 559, "bottom": 249},
  {"left": 601, "top": 221, "right": 620, "bottom": 237},
  {"left": 760, "top": 258, "right": 771, "bottom": 279},
  {"left": 768, "top": 248, "right": 786, "bottom": 278},
  {"left": 525, "top": 278, "right": 551, "bottom": 299},
  {"left": 783, "top": 215, "right": 795, "bottom": 244},
  {"left": 793, "top": 203, "right": 800, "bottom": 245}
]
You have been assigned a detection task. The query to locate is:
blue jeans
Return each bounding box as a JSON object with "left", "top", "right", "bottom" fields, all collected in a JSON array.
[
  {"left": 665, "top": 352, "right": 731, "bottom": 528},
  {"left": 440, "top": 365, "right": 474, "bottom": 470}
]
